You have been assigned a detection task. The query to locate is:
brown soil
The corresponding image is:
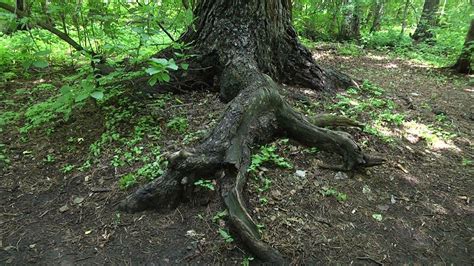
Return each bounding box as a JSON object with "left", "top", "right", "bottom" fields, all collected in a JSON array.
[{"left": 1, "top": 48, "right": 473, "bottom": 265}]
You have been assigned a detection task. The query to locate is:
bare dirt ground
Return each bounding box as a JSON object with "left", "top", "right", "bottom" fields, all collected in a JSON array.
[{"left": 1, "top": 47, "right": 473, "bottom": 265}]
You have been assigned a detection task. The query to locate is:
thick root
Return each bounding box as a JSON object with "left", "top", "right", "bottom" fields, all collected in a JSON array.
[
  {"left": 120, "top": 60, "right": 383, "bottom": 262},
  {"left": 119, "top": 150, "right": 221, "bottom": 213},
  {"left": 277, "top": 103, "right": 379, "bottom": 171},
  {"left": 221, "top": 167, "right": 286, "bottom": 263}
]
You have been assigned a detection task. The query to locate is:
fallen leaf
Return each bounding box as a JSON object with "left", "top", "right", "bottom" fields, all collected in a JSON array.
[
  {"left": 73, "top": 197, "right": 85, "bottom": 204},
  {"left": 362, "top": 185, "right": 371, "bottom": 194},
  {"left": 391, "top": 195, "right": 396, "bottom": 204},
  {"left": 295, "top": 170, "right": 306, "bottom": 178},
  {"left": 59, "top": 205, "right": 69, "bottom": 213},
  {"left": 335, "top": 171, "right": 348, "bottom": 180},
  {"left": 372, "top": 213, "right": 383, "bottom": 221}
]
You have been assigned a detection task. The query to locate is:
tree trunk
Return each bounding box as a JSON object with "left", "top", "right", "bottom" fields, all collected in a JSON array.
[
  {"left": 15, "top": 0, "right": 27, "bottom": 30},
  {"left": 339, "top": 0, "right": 361, "bottom": 41},
  {"left": 369, "top": 0, "right": 384, "bottom": 33},
  {"left": 120, "top": 0, "right": 383, "bottom": 263},
  {"left": 400, "top": 0, "right": 410, "bottom": 35},
  {"left": 412, "top": 0, "right": 440, "bottom": 42},
  {"left": 452, "top": 19, "right": 474, "bottom": 74}
]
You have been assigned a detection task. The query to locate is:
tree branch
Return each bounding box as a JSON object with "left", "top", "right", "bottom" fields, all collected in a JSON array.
[{"left": 0, "top": 2, "right": 93, "bottom": 55}]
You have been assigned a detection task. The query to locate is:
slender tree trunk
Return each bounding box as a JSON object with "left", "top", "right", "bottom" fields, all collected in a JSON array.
[
  {"left": 15, "top": 0, "right": 27, "bottom": 30},
  {"left": 119, "top": 0, "right": 383, "bottom": 263},
  {"left": 370, "top": 0, "right": 384, "bottom": 33},
  {"left": 400, "top": 0, "right": 410, "bottom": 35},
  {"left": 339, "top": 0, "right": 361, "bottom": 41},
  {"left": 329, "top": 2, "right": 339, "bottom": 36},
  {"left": 412, "top": 0, "right": 440, "bottom": 42},
  {"left": 452, "top": 19, "right": 474, "bottom": 74}
]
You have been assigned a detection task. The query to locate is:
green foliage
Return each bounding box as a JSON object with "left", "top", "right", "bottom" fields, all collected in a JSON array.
[
  {"left": 248, "top": 144, "right": 292, "bottom": 173},
  {"left": 320, "top": 187, "right": 348, "bottom": 202},
  {"left": 328, "top": 81, "right": 404, "bottom": 142},
  {"left": 0, "top": 111, "right": 20, "bottom": 131},
  {"left": 166, "top": 116, "right": 188, "bottom": 133},
  {"left": 212, "top": 210, "right": 228, "bottom": 223},
  {"left": 183, "top": 129, "right": 206, "bottom": 144},
  {"left": 146, "top": 58, "right": 183, "bottom": 86},
  {"left": 0, "top": 143, "right": 10, "bottom": 166},
  {"left": 194, "top": 179, "right": 215, "bottom": 191},
  {"left": 242, "top": 256, "right": 254, "bottom": 266},
  {"left": 461, "top": 158, "right": 473, "bottom": 167},
  {"left": 61, "top": 164, "right": 75, "bottom": 173},
  {"left": 361, "top": 30, "right": 412, "bottom": 49},
  {"left": 44, "top": 154, "right": 56, "bottom": 163},
  {"left": 337, "top": 43, "right": 363, "bottom": 56},
  {"left": 292, "top": 0, "right": 472, "bottom": 68},
  {"left": 119, "top": 173, "right": 137, "bottom": 189},
  {"left": 218, "top": 229, "right": 234, "bottom": 243}
]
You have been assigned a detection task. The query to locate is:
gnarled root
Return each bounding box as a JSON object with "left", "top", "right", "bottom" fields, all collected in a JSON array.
[{"left": 119, "top": 61, "right": 383, "bottom": 262}]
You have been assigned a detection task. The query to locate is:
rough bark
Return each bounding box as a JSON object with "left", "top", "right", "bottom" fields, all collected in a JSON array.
[
  {"left": 412, "top": 0, "right": 440, "bottom": 42},
  {"left": 369, "top": 0, "right": 384, "bottom": 33},
  {"left": 339, "top": 0, "right": 361, "bottom": 41},
  {"left": 452, "top": 19, "right": 474, "bottom": 74},
  {"left": 120, "top": 0, "right": 383, "bottom": 263}
]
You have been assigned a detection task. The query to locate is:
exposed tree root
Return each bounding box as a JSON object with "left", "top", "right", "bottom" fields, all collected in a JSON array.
[
  {"left": 119, "top": 1, "right": 386, "bottom": 262},
  {"left": 119, "top": 59, "right": 384, "bottom": 263}
]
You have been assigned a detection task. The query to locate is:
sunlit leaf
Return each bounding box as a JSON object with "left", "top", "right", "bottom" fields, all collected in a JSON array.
[
  {"left": 90, "top": 91, "right": 104, "bottom": 100},
  {"left": 145, "top": 67, "right": 161, "bottom": 75},
  {"left": 32, "top": 60, "right": 49, "bottom": 68},
  {"left": 150, "top": 58, "right": 169, "bottom": 65}
]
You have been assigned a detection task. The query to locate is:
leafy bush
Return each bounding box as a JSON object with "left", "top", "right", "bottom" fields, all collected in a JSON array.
[{"left": 361, "top": 30, "right": 412, "bottom": 49}]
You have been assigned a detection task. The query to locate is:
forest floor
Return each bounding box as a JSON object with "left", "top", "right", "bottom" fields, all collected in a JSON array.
[{"left": 1, "top": 45, "right": 473, "bottom": 265}]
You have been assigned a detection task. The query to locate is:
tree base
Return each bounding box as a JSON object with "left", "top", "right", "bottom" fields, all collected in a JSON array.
[
  {"left": 120, "top": 0, "right": 384, "bottom": 262},
  {"left": 120, "top": 62, "right": 383, "bottom": 263}
]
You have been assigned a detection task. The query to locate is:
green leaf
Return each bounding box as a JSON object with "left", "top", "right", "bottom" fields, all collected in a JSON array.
[
  {"left": 150, "top": 58, "right": 169, "bottom": 65},
  {"left": 148, "top": 76, "right": 158, "bottom": 86},
  {"left": 32, "top": 60, "right": 49, "bottom": 68},
  {"left": 60, "top": 85, "right": 73, "bottom": 95},
  {"left": 75, "top": 92, "right": 89, "bottom": 102},
  {"left": 145, "top": 67, "right": 161, "bottom": 76},
  {"left": 180, "top": 63, "right": 189, "bottom": 70},
  {"left": 80, "top": 79, "right": 94, "bottom": 91},
  {"left": 34, "top": 50, "right": 51, "bottom": 56},
  {"left": 161, "top": 73, "right": 171, "bottom": 82},
  {"left": 218, "top": 229, "right": 234, "bottom": 243},
  {"left": 90, "top": 91, "right": 104, "bottom": 100},
  {"left": 167, "top": 59, "right": 179, "bottom": 70}
]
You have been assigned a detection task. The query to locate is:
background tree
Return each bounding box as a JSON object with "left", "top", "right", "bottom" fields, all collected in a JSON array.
[
  {"left": 339, "top": 0, "right": 362, "bottom": 40},
  {"left": 452, "top": 18, "right": 474, "bottom": 73},
  {"left": 400, "top": 0, "right": 411, "bottom": 35},
  {"left": 369, "top": 0, "right": 385, "bottom": 33},
  {"left": 412, "top": 0, "right": 440, "bottom": 42}
]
